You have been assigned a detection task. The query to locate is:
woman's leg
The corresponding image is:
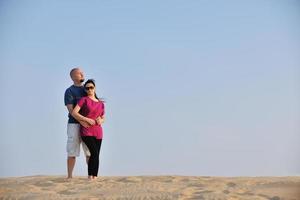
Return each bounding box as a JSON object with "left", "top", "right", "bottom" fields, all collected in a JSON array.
[
  {"left": 81, "top": 136, "right": 99, "bottom": 177},
  {"left": 93, "top": 139, "right": 102, "bottom": 177}
]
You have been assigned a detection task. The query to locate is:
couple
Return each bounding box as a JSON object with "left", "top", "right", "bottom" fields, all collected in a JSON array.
[{"left": 64, "top": 68, "right": 105, "bottom": 180}]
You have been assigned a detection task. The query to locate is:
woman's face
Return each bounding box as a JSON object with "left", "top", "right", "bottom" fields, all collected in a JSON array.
[{"left": 85, "top": 83, "right": 95, "bottom": 96}]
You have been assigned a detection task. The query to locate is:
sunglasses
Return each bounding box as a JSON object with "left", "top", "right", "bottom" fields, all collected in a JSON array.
[{"left": 85, "top": 86, "right": 94, "bottom": 90}]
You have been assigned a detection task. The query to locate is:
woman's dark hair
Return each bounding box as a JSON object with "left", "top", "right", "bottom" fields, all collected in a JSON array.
[{"left": 84, "top": 79, "right": 104, "bottom": 101}]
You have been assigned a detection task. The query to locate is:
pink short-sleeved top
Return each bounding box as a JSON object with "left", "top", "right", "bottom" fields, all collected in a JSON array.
[{"left": 77, "top": 96, "right": 105, "bottom": 139}]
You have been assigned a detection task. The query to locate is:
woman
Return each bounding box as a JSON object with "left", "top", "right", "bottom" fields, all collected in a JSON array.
[{"left": 72, "top": 79, "right": 105, "bottom": 180}]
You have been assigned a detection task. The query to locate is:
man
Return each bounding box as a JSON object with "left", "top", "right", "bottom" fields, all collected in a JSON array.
[{"left": 64, "top": 68, "right": 101, "bottom": 179}]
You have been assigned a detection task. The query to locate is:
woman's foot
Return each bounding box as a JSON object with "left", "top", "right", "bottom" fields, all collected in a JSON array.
[{"left": 88, "top": 176, "right": 97, "bottom": 180}]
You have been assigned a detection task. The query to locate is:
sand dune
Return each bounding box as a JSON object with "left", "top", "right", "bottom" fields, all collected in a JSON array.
[{"left": 0, "top": 176, "right": 299, "bottom": 199}]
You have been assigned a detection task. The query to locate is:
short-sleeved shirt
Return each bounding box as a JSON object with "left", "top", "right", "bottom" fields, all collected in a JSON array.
[
  {"left": 77, "top": 96, "right": 105, "bottom": 139},
  {"left": 64, "top": 85, "right": 85, "bottom": 123}
]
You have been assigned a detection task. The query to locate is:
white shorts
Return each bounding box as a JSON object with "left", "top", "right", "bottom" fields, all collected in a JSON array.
[{"left": 66, "top": 123, "right": 90, "bottom": 157}]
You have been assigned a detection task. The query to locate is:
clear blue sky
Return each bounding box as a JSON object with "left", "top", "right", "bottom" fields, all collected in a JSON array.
[{"left": 0, "top": 0, "right": 299, "bottom": 177}]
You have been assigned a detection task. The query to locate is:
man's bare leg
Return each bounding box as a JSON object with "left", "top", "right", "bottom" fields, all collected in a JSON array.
[{"left": 67, "top": 157, "right": 76, "bottom": 178}]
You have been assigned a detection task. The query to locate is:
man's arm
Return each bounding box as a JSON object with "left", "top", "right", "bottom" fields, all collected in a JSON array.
[
  {"left": 72, "top": 104, "right": 96, "bottom": 126},
  {"left": 66, "top": 104, "right": 74, "bottom": 115},
  {"left": 66, "top": 104, "right": 91, "bottom": 128}
]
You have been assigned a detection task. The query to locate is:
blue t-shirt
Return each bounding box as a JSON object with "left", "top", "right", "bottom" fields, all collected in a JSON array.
[{"left": 64, "top": 85, "right": 85, "bottom": 123}]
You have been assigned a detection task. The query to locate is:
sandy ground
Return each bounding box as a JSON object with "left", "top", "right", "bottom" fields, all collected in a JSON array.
[{"left": 0, "top": 176, "right": 299, "bottom": 200}]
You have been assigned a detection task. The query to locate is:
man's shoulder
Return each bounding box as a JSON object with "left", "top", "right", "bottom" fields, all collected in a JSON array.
[
  {"left": 64, "top": 85, "right": 70, "bottom": 90},
  {"left": 64, "top": 85, "right": 73, "bottom": 95},
  {"left": 66, "top": 85, "right": 84, "bottom": 93}
]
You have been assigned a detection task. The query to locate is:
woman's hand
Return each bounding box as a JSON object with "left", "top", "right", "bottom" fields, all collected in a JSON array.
[{"left": 96, "top": 116, "right": 105, "bottom": 125}]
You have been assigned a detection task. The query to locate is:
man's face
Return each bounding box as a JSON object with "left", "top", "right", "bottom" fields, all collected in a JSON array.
[{"left": 72, "top": 69, "right": 85, "bottom": 83}]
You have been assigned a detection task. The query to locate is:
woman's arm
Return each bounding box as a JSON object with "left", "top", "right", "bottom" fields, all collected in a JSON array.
[
  {"left": 96, "top": 115, "right": 105, "bottom": 125},
  {"left": 72, "top": 104, "right": 96, "bottom": 126},
  {"left": 96, "top": 103, "right": 105, "bottom": 125}
]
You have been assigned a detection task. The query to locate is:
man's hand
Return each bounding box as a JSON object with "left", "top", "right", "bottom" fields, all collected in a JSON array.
[
  {"left": 79, "top": 120, "right": 91, "bottom": 128},
  {"left": 96, "top": 116, "right": 105, "bottom": 125},
  {"left": 86, "top": 118, "right": 96, "bottom": 126}
]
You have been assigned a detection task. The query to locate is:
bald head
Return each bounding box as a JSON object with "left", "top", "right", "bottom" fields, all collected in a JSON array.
[{"left": 70, "top": 68, "right": 85, "bottom": 85}]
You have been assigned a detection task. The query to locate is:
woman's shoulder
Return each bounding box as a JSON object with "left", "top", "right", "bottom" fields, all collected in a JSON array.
[
  {"left": 98, "top": 98, "right": 105, "bottom": 103},
  {"left": 98, "top": 99, "right": 105, "bottom": 105}
]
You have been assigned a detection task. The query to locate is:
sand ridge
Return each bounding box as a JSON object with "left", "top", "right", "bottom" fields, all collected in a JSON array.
[{"left": 0, "top": 176, "right": 299, "bottom": 199}]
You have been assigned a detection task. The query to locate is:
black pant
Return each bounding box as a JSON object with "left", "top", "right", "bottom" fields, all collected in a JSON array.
[{"left": 81, "top": 136, "right": 102, "bottom": 176}]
